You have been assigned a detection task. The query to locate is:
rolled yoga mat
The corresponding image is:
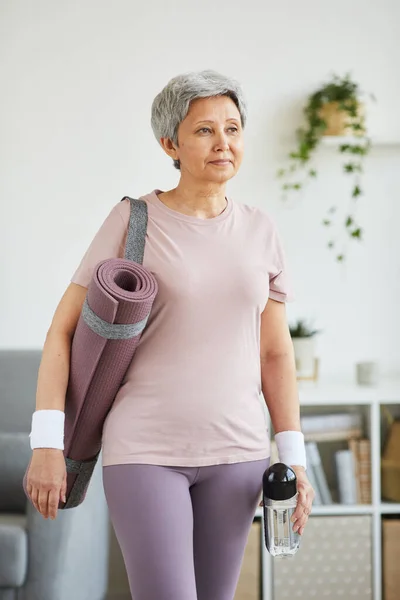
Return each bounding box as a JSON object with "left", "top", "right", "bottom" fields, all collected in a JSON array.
[{"left": 24, "top": 198, "right": 158, "bottom": 509}]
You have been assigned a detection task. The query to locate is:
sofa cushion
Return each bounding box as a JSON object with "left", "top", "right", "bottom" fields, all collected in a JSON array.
[
  {"left": 0, "top": 514, "right": 28, "bottom": 587},
  {"left": 0, "top": 350, "right": 41, "bottom": 433},
  {"left": 0, "top": 433, "right": 31, "bottom": 513}
]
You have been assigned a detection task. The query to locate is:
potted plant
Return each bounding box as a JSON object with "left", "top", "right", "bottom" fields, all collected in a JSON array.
[
  {"left": 289, "top": 319, "right": 320, "bottom": 380},
  {"left": 278, "top": 73, "right": 376, "bottom": 262}
]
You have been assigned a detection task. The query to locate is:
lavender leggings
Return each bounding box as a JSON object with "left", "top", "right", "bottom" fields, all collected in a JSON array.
[{"left": 103, "top": 457, "right": 269, "bottom": 600}]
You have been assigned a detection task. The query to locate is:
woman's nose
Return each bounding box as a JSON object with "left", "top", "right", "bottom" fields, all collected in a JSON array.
[{"left": 214, "top": 132, "right": 230, "bottom": 150}]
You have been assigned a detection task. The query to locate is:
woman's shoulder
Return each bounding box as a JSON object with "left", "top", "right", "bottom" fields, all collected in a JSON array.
[
  {"left": 113, "top": 195, "right": 149, "bottom": 228},
  {"left": 234, "top": 198, "right": 278, "bottom": 231}
]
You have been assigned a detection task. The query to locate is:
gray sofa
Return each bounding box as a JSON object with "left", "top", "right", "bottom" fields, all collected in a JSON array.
[{"left": 0, "top": 349, "right": 110, "bottom": 600}]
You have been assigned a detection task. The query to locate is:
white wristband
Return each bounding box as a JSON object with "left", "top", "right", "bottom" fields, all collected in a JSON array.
[
  {"left": 29, "top": 410, "right": 65, "bottom": 450},
  {"left": 274, "top": 430, "right": 307, "bottom": 469}
]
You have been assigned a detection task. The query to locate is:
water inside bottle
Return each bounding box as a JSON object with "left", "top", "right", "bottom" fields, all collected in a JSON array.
[{"left": 267, "top": 505, "right": 300, "bottom": 558}]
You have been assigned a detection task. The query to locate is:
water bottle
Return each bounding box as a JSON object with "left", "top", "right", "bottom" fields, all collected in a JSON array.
[{"left": 262, "top": 462, "right": 301, "bottom": 558}]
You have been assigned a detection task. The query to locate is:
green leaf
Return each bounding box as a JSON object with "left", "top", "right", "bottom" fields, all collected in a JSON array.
[
  {"left": 322, "top": 219, "right": 331, "bottom": 226},
  {"left": 328, "top": 241, "right": 334, "bottom": 248},
  {"left": 336, "top": 254, "right": 345, "bottom": 262},
  {"left": 352, "top": 185, "right": 362, "bottom": 198},
  {"left": 292, "top": 183, "right": 302, "bottom": 190},
  {"left": 345, "top": 216, "right": 353, "bottom": 227},
  {"left": 351, "top": 228, "right": 362, "bottom": 239},
  {"left": 277, "top": 168, "right": 286, "bottom": 178},
  {"left": 309, "top": 169, "right": 317, "bottom": 177}
]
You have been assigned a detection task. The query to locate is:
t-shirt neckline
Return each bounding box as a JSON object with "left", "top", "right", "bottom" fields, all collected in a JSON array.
[{"left": 147, "top": 189, "right": 233, "bottom": 225}]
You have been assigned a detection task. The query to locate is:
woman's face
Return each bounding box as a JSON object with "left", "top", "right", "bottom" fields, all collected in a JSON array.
[{"left": 164, "top": 95, "right": 244, "bottom": 182}]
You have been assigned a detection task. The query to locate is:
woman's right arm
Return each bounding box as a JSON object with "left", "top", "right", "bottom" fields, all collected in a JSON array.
[
  {"left": 27, "top": 282, "right": 88, "bottom": 520},
  {"left": 36, "top": 282, "right": 87, "bottom": 412},
  {"left": 28, "top": 198, "right": 130, "bottom": 520}
]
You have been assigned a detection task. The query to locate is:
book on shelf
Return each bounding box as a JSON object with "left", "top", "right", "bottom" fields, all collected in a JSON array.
[
  {"left": 304, "top": 445, "right": 323, "bottom": 505},
  {"left": 305, "top": 441, "right": 333, "bottom": 504},
  {"left": 348, "top": 438, "right": 362, "bottom": 503},
  {"left": 335, "top": 449, "right": 358, "bottom": 504},
  {"left": 336, "top": 438, "right": 371, "bottom": 505},
  {"left": 357, "top": 438, "right": 372, "bottom": 504}
]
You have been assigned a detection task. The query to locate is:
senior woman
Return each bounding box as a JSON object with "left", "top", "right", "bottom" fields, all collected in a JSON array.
[{"left": 27, "top": 70, "right": 314, "bottom": 600}]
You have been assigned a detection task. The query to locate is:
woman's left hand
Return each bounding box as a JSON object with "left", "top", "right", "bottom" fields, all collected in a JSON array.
[{"left": 290, "top": 465, "right": 315, "bottom": 535}]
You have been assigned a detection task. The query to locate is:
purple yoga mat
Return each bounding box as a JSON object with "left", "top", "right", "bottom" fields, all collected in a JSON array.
[{"left": 24, "top": 256, "right": 158, "bottom": 509}]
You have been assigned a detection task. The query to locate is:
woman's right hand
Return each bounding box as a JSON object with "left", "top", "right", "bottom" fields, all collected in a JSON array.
[{"left": 26, "top": 448, "right": 67, "bottom": 520}]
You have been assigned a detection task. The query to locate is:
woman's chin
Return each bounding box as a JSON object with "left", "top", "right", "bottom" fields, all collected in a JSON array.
[{"left": 204, "top": 167, "right": 236, "bottom": 183}]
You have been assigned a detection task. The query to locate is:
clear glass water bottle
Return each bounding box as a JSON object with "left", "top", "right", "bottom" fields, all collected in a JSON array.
[{"left": 263, "top": 462, "right": 301, "bottom": 558}]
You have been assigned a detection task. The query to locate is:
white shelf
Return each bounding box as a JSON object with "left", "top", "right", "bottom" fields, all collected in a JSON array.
[
  {"left": 310, "top": 503, "right": 374, "bottom": 515},
  {"left": 380, "top": 502, "right": 400, "bottom": 514},
  {"left": 297, "top": 377, "right": 400, "bottom": 405},
  {"left": 255, "top": 503, "right": 400, "bottom": 519},
  {"left": 320, "top": 135, "right": 400, "bottom": 147}
]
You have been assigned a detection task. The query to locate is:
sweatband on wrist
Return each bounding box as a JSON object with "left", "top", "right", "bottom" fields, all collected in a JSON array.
[
  {"left": 29, "top": 409, "right": 65, "bottom": 450},
  {"left": 274, "top": 430, "right": 307, "bottom": 469}
]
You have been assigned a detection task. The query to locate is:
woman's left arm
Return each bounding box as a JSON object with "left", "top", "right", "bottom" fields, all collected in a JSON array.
[{"left": 260, "top": 298, "right": 315, "bottom": 535}]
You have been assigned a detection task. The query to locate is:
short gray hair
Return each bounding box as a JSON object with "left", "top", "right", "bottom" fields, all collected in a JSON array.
[{"left": 151, "top": 70, "right": 248, "bottom": 170}]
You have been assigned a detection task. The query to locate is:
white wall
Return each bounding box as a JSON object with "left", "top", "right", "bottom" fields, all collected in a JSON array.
[{"left": 2, "top": 0, "right": 400, "bottom": 383}]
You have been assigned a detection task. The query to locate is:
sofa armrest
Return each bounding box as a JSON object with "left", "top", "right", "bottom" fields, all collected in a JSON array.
[{"left": 22, "top": 457, "right": 109, "bottom": 600}]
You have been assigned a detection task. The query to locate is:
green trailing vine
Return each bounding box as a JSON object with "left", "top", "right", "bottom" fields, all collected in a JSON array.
[{"left": 278, "top": 73, "right": 376, "bottom": 262}]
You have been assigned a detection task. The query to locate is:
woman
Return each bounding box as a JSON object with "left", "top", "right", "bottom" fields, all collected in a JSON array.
[{"left": 27, "top": 70, "right": 314, "bottom": 600}]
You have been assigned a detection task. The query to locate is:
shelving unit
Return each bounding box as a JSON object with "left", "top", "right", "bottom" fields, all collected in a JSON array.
[{"left": 255, "top": 378, "right": 400, "bottom": 600}]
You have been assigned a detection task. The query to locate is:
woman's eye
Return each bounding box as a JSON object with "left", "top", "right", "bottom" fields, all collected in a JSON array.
[{"left": 198, "top": 127, "right": 238, "bottom": 134}]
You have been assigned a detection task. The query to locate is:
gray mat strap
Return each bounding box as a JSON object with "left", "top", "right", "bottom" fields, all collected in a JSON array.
[
  {"left": 120, "top": 196, "right": 148, "bottom": 264},
  {"left": 82, "top": 297, "right": 149, "bottom": 339},
  {"left": 64, "top": 455, "right": 100, "bottom": 509}
]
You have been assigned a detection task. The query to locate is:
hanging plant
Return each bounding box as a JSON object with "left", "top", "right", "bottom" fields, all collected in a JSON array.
[{"left": 277, "top": 73, "right": 376, "bottom": 262}]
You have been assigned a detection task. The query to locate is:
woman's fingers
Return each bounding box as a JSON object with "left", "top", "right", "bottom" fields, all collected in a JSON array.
[
  {"left": 38, "top": 488, "right": 50, "bottom": 519},
  {"left": 31, "top": 487, "right": 40, "bottom": 515},
  {"left": 291, "top": 485, "right": 307, "bottom": 523},
  {"left": 293, "top": 501, "right": 309, "bottom": 535},
  {"left": 48, "top": 488, "right": 61, "bottom": 519},
  {"left": 291, "top": 488, "right": 308, "bottom": 531},
  {"left": 60, "top": 475, "right": 67, "bottom": 504},
  {"left": 28, "top": 484, "right": 61, "bottom": 519},
  {"left": 291, "top": 484, "right": 314, "bottom": 535}
]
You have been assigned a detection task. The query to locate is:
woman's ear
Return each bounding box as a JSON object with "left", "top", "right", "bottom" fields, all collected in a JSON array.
[{"left": 160, "top": 137, "right": 179, "bottom": 162}]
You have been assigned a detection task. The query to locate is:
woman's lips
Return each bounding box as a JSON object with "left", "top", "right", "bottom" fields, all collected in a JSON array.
[{"left": 210, "top": 160, "right": 231, "bottom": 165}]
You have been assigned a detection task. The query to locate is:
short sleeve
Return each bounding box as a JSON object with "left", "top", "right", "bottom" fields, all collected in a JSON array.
[
  {"left": 266, "top": 215, "right": 294, "bottom": 303},
  {"left": 71, "top": 199, "right": 130, "bottom": 288}
]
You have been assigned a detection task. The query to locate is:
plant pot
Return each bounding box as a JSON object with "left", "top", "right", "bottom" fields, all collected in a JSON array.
[
  {"left": 318, "top": 101, "right": 365, "bottom": 136},
  {"left": 292, "top": 337, "right": 316, "bottom": 379}
]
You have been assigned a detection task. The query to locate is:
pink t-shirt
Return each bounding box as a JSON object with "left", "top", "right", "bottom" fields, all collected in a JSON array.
[{"left": 71, "top": 189, "right": 293, "bottom": 467}]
